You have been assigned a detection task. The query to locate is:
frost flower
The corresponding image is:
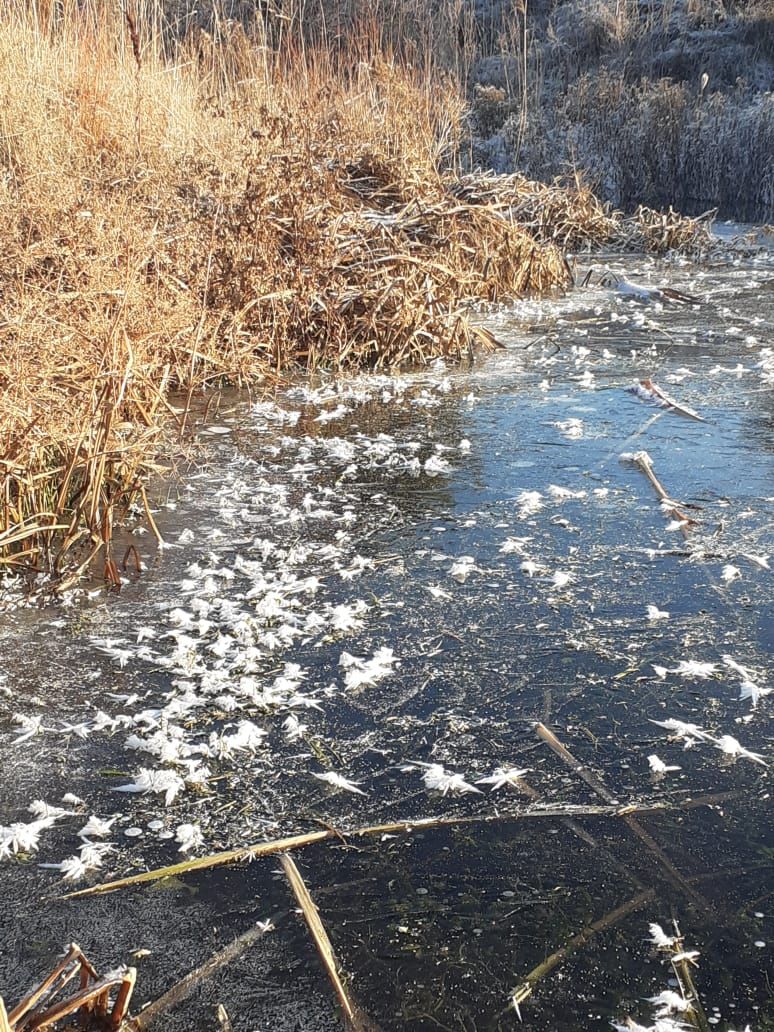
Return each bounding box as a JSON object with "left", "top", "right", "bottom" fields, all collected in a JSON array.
[
  {"left": 114, "top": 768, "right": 185, "bottom": 806},
  {"left": 449, "top": 557, "right": 477, "bottom": 582},
  {"left": 648, "top": 923, "right": 678, "bottom": 949},
  {"left": 552, "top": 571, "right": 573, "bottom": 589},
  {"left": 646, "top": 605, "right": 670, "bottom": 621},
  {"left": 78, "top": 816, "right": 117, "bottom": 839},
  {"left": 647, "top": 990, "right": 692, "bottom": 1016},
  {"left": 739, "top": 681, "right": 771, "bottom": 708},
  {"left": 476, "top": 767, "right": 531, "bottom": 791},
  {"left": 0, "top": 817, "right": 56, "bottom": 859},
  {"left": 670, "top": 660, "right": 717, "bottom": 679},
  {"left": 516, "top": 491, "right": 543, "bottom": 518},
  {"left": 419, "top": 763, "right": 481, "bottom": 797},
  {"left": 714, "top": 735, "right": 767, "bottom": 766},
  {"left": 175, "top": 823, "right": 204, "bottom": 853},
  {"left": 649, "top": 718, "right": 714, "bottom": 747},
  {"left": 312, "top": 772, "right": 367, "bottom": 796},
  {"left": 648, "top": 755, "right": 681, "bottom": 775}
]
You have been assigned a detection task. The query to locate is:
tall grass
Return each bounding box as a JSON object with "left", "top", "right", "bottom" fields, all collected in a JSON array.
[{"left": 0, "top": 0, "right": 569, "bottom": 581}]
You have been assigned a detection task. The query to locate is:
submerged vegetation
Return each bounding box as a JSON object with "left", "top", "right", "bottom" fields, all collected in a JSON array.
[{"left": 0, "top": 0, "right": 731, "bottom": 579}]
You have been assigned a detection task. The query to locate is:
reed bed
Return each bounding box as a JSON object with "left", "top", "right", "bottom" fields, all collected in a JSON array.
[{"left": 0, "top": 2, "right": 571, "bottom": 579}]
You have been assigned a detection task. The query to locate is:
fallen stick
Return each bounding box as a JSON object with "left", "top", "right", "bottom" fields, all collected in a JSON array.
[
  {"left": 632, "top": 379, "right": 705, "bottom": 422},
  {"left": 535, "top": 723, "right": 712, "bottom": 912},
  {"left": 127, "top": 921, "right": 273, "bottom": 1030},
  {"left": 280, "top": 855, "right": 374, "bottom": 1031},
  {"left": 510, "top": 889, "right": 656, "bottom": 1018},
  {"left": 619, "top": 450, "right": 697, "bottom": 532},
  {"left": 0, "top": 999, "right": 11, "bottom": 1032},
  {"left": 63, "top": 804, "right": 698, "bottom": 900}
]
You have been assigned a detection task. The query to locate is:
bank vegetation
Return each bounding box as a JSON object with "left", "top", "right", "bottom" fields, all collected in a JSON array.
[{"left": 0, "top": 0, "right": 714, "bottom": 582}]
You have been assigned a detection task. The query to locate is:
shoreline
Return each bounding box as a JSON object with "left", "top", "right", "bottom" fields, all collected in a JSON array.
[{"left": 0, "top": 1, "right": 747, "bottom": 585}]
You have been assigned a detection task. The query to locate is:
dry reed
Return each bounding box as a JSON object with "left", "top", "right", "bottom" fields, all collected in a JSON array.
[{"left": 0, "top": 1, "right": 569, "bottom": 580}]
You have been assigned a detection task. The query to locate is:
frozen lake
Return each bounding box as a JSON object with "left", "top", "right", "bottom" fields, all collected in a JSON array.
[{"left": 1, "top": 238, "right": 772, "bottom": 1031}]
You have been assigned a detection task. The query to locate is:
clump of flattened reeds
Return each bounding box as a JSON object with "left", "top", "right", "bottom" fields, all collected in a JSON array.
[
  {"left": 453, "top": 171, "right": 621, "bottom": 250},
  {"left": 452, "top": 170, "right": 716, "bottom": 254},
  {"left": 623, "top": 203, "right": 716, "bottom": 254},
  {"left": 0, "top": 4, "right": 568, "bottom": 580}
]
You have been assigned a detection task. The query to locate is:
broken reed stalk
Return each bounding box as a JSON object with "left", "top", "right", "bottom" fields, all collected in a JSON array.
[
  {"left": 0, "top": 999, "right": 10, "bottom": 1032},
  {"left": 620, "top": 813, "right": 708, "bottom": 910},
  {"left": 633, "top": 452, "right": 675, "bottom": 503},
  {"left": 671, "top": 944, "right": 711, "bottom": 1032},
  {"left": 673, "top": 971, "right": 706, "bottom": 1032},
  {"left": 510, "top": 889, "right": 656, "bottom": 1016},
  {"left": 626, "top": 451, "right": 697, "bottom": 532},
  {"left": 7, "top": 943, "right": 83, "bottom": 1026},
  {"left": 63, "top": 797, "right": 736, "bottom": 901},
  {"left": 139, "top": 485, "right": 165, "bottom": 549},
  {"left": 535, "top": 723, "right": 617, "bottom": 804},
  {"left": 639, "top": 379, "right": 705, "bottom": 422},
  {"left": 127, "top": 921, "right": 273, "bottom": 1031},
  {"left": 7, "top": 943, "right": 134, "bottom": 1032},
  {"left": 23, "top": 970, "right": 135, "bottom": 1031},
  {"left": 62, "top": 808, "right": 650, "bottom": 901},
  {"left": 216, "top": 1004, "right": 233, "bottom": 1032},
  {"left": 280, "top": 854, "right": 371, "bottom": 1031},
  {"left": 64, "top": 828, "right": 332, "bottom": 899},
  {"left": 534, "top": 723, "right": 712, "bottom": 913}
]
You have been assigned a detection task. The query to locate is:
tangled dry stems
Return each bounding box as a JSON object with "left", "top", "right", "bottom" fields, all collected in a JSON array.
[{"left": 453, "top": 171, "right": 716, "bottom": 254}]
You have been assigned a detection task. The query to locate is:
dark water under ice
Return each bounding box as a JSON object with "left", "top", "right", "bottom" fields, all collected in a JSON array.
[{"left": 0, "top": 237, "right": 772, "bottom": 1031}]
